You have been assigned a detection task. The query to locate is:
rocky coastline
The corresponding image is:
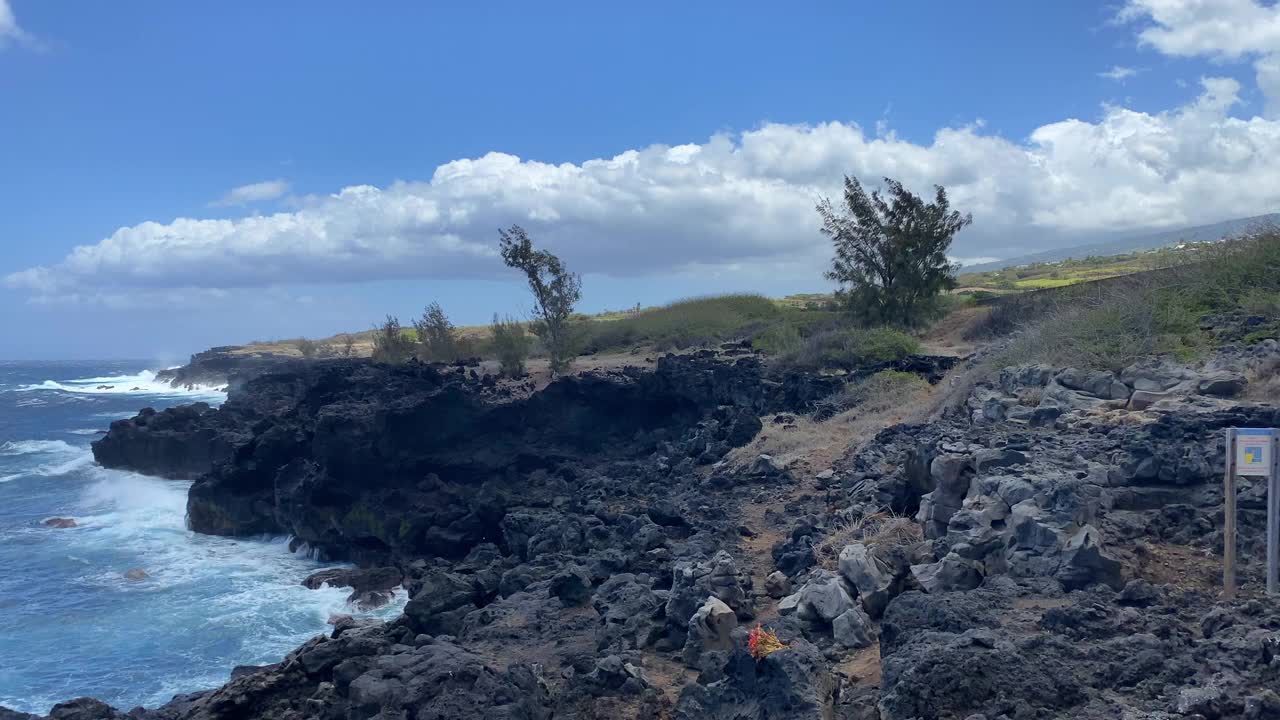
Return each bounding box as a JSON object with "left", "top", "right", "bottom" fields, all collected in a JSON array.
[{"left": 6, "top": 341, "right": 1280, "bottom": 720}]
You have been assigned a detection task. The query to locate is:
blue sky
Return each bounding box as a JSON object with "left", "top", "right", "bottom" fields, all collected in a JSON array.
[{"left": 2, "top": 1, "right": 1280, "bottom": 360}]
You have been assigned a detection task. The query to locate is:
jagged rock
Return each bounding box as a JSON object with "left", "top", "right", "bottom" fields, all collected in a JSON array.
[
  {"left": 1128, "top": 389, "right": 1169, "bottom": 410},
  {"left": 674, "top": 639, "right": 836, "bottom": 719},
  {"left": 973, "top": 448, "right": 1027, "bottom": 472},
  {"left": 917, "top": 454, "right": 973, "bottom": 539},
  {"left": 1056, "top": 368, "right": 1131, "bottom": 400},
  {"left": 765, "top": 570, "right": 791, "bottom": 599},
  {"left": 1120, "top": 359, "right": 1195, "bottom": 392},
  {"left": 549, "top": 564, "right": 593, "bottom": 607},
  {"left": 1198, "top": 372, "right": 1247, "bottom": 397},
  {"left": 43, "top": 517, "right": 77, "bottom": 529},
  {"left": 667, "top": 551, "right": 747, "bottom": 627},
  {"left": 832, "top": 606, "right": 875, "bottom": 649},
  {"left": 910, "top": 552, "right": 982, "bottom": 593},
  {"left": 682, "top": 597, "right": 738, "bottom": 672},
  {"left": 123, "top": 568, "right": 149, "bottom": 581},
  {"left": 837, "top": 542, "right": 901, "bottom": 618},
  {"left": 1117, "top": 578, "right": 1162, "bottom": 607},
  {"left": 777, "top": 593, "right": 801, "bottom": 616},
  {"left": 1056, "top": 524, "right": 1123, "bottom": 590},
  {"left": 796, "top": 569, "right": 855, "bottom": 623},
  {"left": 403, "top": 570, "right": 478, "bottom": 634},
  {"left": 593, "top": 573, "right": 665, "bottom": 650}
]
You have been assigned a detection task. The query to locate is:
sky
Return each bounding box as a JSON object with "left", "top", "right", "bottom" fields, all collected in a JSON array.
[{"left": 2, "top": 1, "right": 1280, "bottom": 360}]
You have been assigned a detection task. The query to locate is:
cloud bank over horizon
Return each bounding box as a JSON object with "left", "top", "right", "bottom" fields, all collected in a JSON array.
[{"left": 7, "top": 0, "right": 1280, "bottom": 306}]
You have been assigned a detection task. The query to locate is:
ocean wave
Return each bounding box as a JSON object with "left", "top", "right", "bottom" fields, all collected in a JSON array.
[
  {"left": 0, "top": 440, "right": 95, "bottom": 484},
  {"left": 0, "top": 439, "right": 79, "bottom": 456},
  {"left": 67, "top": 429, "right": 105, "bottom": 436},
  {"left": 15, "top": 370, "right": 225, "bottom": 402}
]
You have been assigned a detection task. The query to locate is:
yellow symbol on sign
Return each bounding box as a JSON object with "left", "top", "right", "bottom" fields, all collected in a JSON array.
[{"left": 1245, "top": 448, "right": 1263, "bottom": 464}]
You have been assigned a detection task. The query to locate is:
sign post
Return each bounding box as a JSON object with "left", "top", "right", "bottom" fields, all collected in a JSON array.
[
  {"left": 1224, "top": 428, "right": 1238, "bottom": 599},
  {"left": 1224, "top": 427, "right": 1279, "bottom": 598}
]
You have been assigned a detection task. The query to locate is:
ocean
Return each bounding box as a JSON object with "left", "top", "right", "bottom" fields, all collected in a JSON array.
[{"left": 0, "top": 360, "right": 404, "bottom": 714}]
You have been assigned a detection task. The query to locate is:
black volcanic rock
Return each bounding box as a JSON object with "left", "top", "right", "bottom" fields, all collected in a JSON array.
[
  {"left": 91, "top": 403, "right": 249, "bottom": 479},
  {"left": 95, "top": 354, "right": 829, "bottom": 563}
]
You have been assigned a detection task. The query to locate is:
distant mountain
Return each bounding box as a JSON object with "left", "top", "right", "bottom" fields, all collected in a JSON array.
[{"left": 962, "top": 213, "right": 1280, "bottom": 273}]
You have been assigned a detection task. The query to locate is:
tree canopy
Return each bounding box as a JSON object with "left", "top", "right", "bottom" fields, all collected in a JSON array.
[{"left": 818, "top": 176, "right": 971, "bottom": 326}]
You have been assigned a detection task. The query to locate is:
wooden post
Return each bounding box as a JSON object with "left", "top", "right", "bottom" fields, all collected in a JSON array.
[
  {"left": 1269, "top": 434, "right": 1279, "bottom": 596},
  {"left": 1224, "top": 428, "right": 1238, "bottom": 599}
]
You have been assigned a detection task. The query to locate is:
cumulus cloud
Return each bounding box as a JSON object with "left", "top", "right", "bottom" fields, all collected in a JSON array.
[
  {"left": 1122, "top": 0, "right": 1280, "bottom": 115},
  {"left": 211, "top": 179, "right": 291, "bottom": 207},
  {"left": 7, "top": 75, "right": 1280, "bottom": 302},
  {"left": 1099, "top": 65, "right": 1142, "bottom": 81}
]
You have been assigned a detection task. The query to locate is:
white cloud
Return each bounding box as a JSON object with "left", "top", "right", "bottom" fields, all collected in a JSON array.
[
  {"left": 1099, "top": 65, "right": 1141, "bottom": 81},
  {"left": 211, "top": 179, "right": 291, "bottom": 207},
  {"left": 8, "top": 75, "right": 1280, "bottom": 302},
  {"left": 0, "top": 0, "right": 31, "bottom": 50},
  {"left": 1121, "top": 0, "right": 1280, "bottom": 115},
  {"left": 1120, "top": 0, "right": 1280, "bottom": 59}
]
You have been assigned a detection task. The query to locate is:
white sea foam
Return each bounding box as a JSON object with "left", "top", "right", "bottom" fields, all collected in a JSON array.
[
  {"left": 0, "top": 441, "right": 95, "bottom": 483},
  {"left": 16, "top": 370, "right": 225, "bottom": 402},
  {"left": 0, "top": 439, "right": 79, "bottom": 456},
  {"left": 67, "top": 429, "right": 105, "bottom": 436}
]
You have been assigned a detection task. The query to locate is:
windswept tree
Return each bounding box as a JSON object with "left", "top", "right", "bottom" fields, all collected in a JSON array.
[
  {"left": 340, "top": 334, "right": 356, "bottom": 357},
  {"left": 371, "top": 315, "right": 415, "bottom": 364},
  {"left": 295, "top": 337, "right": 318, "bottom": 359},
  {"left": 414, "top": 301, "right": 458, "bottom": 362},
  {"left": 498, "top": 225, "right": 582, "bottom": 376},
  {"left": 818, "top": 176, "right": 972, "bottom": 326}
]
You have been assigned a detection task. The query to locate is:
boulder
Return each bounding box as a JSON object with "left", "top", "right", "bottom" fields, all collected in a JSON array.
[
  {"left": 765, "top": 570, "right": 791, "bottom": 599},
  {"left": 667, "top": 551, "right": 747, "bottom": 627},
  {"left": 910, "top": 552, "right": 981, "bottom": 593},
  {"left": 43, "top": 517, "right": 77, "bottom": 529},
  {"left": 682, "top": 596, "right": 738, "bottom": 672},
  {"left": 796, "top": 569, "right": 855, "bottom": 623},
  {"left": 1127, "top": 389, "right": 1169, "bottom": 411},
  {"left": 1198, "top": 372, "right": 1247, "bottom": 397},
  {"left": 838, "top": 542, "right": 901, "bottom": 618},
  {"left": 832, "top": 606, "right": 875, "bottom": 649},
  {"left": 123, "top": 568, "right": 149, "bottom": 581},
  {"left": 1056, "top": 368, "right": 1130, "bottom": 400},
  {"left": 549, "top": 564, "right": 593, "bottom": 607},
  {"left": 1055, "top": 524, "right": 1123, "bottom": 590}
]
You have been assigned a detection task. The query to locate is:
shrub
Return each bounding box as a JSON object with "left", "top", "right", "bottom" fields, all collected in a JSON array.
[
  {"left": 414, "top": 302, "right": 459, "bottom": 362},
  {"left": 778, "top": 327, "right": 920, "bottom": 371},
  {"left": 294, "top": 338, "right": 319, "bottom": 359},
  {"left": 371, "top": 315, "right": 416, "bottom": 364},
  {"left": 340, "top": 334, "right": 356, "bottom": 357},
  {"left": 577, "top": 294, "right": 804, "bottom": 354},
  {"left": 491, "top": 314, "right": 531, "bottom": 378},
  {"left": 812, "top": 509, "right": 922, "bottom": 570},
  {"left": 750, "top": 322, "right": 803, "bottom": 355}
]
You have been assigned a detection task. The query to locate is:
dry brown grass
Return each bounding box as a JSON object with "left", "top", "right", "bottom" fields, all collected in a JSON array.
[
  {"left": 726, "top": 376, "right": 936, "bottom": 475},
  {"left": 812, "top": 510, "right": 922, "bottom": 570}
]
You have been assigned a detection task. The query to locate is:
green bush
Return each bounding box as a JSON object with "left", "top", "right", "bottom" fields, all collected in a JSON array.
[
  {"left": 751, "top": 322, "right": 804, "bottom": 355},
  {"left": 491, "top": 315, "right": 531, "bottom": 377},
  {"left": 778, "top": 327, "right": 920, "bottom": 371},
  {"left": 372, "top": 315, "right": 416, "bottom": 364},
  {"left": 294, "top": 338, "right": 319, "bottom": 359}
]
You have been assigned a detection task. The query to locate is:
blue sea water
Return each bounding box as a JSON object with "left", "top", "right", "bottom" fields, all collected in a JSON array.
[{"left": 0, "top": 361, "right": 404, "bottom": 714}]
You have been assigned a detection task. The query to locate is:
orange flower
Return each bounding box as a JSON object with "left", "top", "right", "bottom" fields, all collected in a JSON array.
[{"left": 748, "top": 624, "right": 786, "bottom": 660}]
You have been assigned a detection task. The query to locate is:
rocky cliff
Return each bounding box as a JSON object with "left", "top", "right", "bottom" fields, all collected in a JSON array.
[{"left": 11, "top": 343, "right": 1280, "bottom": 720}]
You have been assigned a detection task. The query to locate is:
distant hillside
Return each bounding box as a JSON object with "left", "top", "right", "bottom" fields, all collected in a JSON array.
[{"left": 964, "top": 213, "right": 1280, "bottom": 273}]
